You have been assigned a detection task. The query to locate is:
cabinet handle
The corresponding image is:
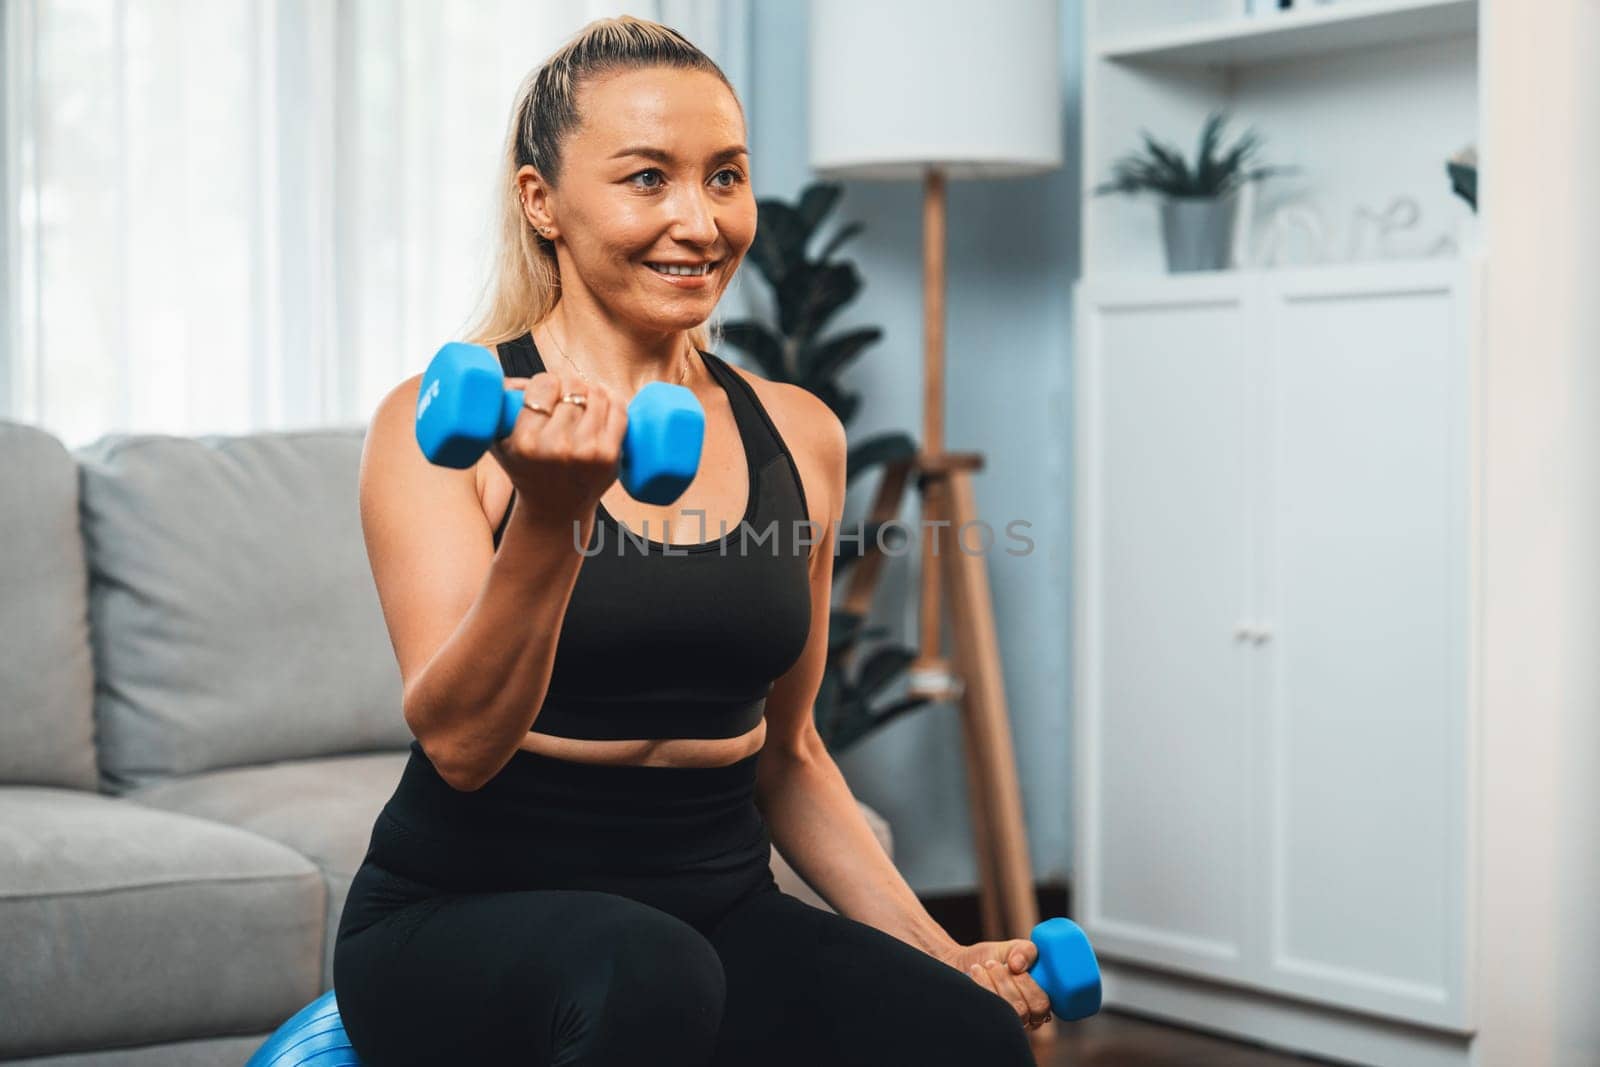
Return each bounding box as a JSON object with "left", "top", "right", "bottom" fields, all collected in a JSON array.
[
  {"left": 1234, "top": 623, "right": 1256, "bottom": 642},
  {"left": 1253, "top": 625, "right": 1273, "bottom": 645}
]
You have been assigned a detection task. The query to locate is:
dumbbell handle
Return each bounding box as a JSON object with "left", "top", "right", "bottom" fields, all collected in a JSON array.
[
  {"left": 488, "top": 385, "right": 696, "bottom": 507},
  {"left": 501, "top": 389, "right": 530, "bottom": 439},
  {"left": 414, "top": 342, "right": 704, "bottom": 506},
  {"left": 492, "top": 387, "right": 540, "bottom": 442}
]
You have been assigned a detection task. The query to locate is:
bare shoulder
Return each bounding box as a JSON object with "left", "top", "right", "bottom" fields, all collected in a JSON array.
[
  {"left": 721, "top": 360, "right": 846, "bottom": 522},
  {"left": 722, "top": 359, "right": 845, "bottom": 455},
  {"left": 367, "top": 372, "right": 424, "bottom": 456},
  {"left": 366, "top": 365, "right": 499, "bottom": 522},
  {"left": 381, "top": 370, "right": 424, "bottom": 407}
]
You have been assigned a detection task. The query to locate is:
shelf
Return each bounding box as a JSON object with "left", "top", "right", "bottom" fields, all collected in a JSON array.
[
  {"left": 1077, "top": 257, "right": 1470, "bottom": 300},
  {"left": 1096, "top": 0, "right": 1476, "bottom": 68}
]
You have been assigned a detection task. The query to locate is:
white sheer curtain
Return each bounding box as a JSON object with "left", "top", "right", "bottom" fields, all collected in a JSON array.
[{"left": 1, "top": 0, "right": 750, "bottom": 448}]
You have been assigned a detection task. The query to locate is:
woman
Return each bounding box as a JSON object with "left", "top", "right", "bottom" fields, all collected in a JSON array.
[{"left": 334, "top": 15, "right": 1047, "bottom": 1065}]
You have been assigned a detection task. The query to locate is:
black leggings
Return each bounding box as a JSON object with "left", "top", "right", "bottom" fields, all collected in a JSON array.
[{"left": 333, "top": 742, "right": 1033, "bottom": 1066}]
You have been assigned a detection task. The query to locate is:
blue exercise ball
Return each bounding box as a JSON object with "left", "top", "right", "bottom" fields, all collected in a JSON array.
[{"left": 246, "top": 989, "right": 363, "bottom": 1067}]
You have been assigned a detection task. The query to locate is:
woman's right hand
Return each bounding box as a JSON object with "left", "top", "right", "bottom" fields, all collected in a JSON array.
[{"left": 487, "top": 369, "right": 628, "bottom": 528}]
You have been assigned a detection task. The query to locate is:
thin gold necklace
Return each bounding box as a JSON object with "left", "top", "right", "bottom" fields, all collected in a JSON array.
[{"left": 544, "top": 318, "right": 693, "bottom": 390}]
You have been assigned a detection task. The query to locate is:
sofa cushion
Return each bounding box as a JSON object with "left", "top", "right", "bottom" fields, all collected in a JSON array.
[
  {"left": 0, "top": 1033, "right": 269, "bottom": 1066},
  {"left": 75, "top": 429, "right": 411, "bottom": 792},
  {"left": 128, "top": 751, "right": 410, "bottom": 991},
  {"left": 0, "top": 421, "right": 98, "bottom": 791},
  {"left": 0, "top": 787, "right": 324, "bottom": 1060}
]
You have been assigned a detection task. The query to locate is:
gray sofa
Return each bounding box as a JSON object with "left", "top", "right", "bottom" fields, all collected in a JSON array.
[{"left": 0, "top": 419, "right": 892, "bottom": 1065}]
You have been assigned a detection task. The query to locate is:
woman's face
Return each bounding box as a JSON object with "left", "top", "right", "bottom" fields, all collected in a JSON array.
[{"left": 521, "top": 66, "right": 756, "bottom": 335}]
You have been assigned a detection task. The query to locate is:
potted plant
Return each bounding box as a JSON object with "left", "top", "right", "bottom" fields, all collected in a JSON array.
[
  {"left": 1446, "top": 145, "right": 1477, "bottom": 213},
  {"left": 718, "top": 181, "right": 931, "bottom": 754},
  {"left": 1093, "top": 110, "right": 1295, "bottom": 272}
]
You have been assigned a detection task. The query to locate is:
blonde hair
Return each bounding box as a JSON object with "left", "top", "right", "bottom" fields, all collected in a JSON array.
[{"left": 463, "top": 15, "right": 742, "bottom": 350}]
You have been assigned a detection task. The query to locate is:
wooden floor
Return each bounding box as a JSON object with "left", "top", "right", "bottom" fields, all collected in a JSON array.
[{"left": 1030, "top": 1010, "right": 1335, "bottom": 1066}]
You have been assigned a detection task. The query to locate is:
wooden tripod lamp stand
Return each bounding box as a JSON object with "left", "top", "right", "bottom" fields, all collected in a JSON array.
[{"left": 809, "top": 0, "right": 1065, "bottom": 983}]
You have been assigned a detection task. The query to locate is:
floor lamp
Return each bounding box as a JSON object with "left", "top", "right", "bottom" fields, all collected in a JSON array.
[{"left": 808, "top": 0, "right": 1065, "bottom": 1032}]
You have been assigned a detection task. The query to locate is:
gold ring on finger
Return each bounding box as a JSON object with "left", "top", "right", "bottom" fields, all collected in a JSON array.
[
  {"left": 523, "top": 396, "right": 553, "bottom": 416},
  {"left": 560, "top": 392, "right": 588, "bottom": 408}
]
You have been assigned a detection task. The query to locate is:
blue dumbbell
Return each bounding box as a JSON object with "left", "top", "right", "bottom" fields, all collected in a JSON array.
[
  {"left": 1029, "top": 917, "right": 1103, "bottom": 1021},
  {"left": 414, "top": 341, "right": 704, "bottom": 506}
]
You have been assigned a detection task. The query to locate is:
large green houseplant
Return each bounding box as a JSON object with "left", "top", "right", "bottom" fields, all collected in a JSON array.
[{"left": 719, "top": 181, "right": 930, "bottom": 753}]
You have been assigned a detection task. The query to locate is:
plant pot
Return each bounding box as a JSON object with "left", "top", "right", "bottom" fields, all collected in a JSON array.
[{"left": 1160, "top": 195, "right": 1239, "bottom": 273}]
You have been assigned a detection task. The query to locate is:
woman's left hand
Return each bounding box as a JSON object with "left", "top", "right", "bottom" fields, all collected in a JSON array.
[{"left": 934, "top": 940, "right": 1054, "bottom": 1030}]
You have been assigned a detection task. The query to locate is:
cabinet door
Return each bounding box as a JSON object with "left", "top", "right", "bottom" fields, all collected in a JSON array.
[
  {"left": 1257, "top": 266, "right": 1470, "bottom": 1030},
  {"left": 1075, "top": 278, "right": 1260, "bottom": 985}
]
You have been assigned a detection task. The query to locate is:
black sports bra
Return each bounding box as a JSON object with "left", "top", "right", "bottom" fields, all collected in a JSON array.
[{"left": 490, "top": 330, "right": 814, "bottom": 741}]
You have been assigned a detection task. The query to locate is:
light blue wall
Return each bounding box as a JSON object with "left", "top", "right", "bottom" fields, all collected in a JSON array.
[{"left": 732, "top": 1, "right": 1084, "bottom": 894}]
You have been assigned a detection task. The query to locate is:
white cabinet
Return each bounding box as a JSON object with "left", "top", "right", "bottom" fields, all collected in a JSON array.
[
  {"left": 1074, "top": 261, "right": 1476, "bottom": 1065},
  {"left": 1077, "top": 272, "right": 1259, "bottom": 981}
]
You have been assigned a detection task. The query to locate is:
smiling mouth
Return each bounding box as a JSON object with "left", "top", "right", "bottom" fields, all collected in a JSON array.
[{"left": 645, "top": 260, "right": 720, "bottom": 277}]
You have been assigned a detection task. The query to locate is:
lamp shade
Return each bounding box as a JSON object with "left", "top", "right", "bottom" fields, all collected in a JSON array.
[{"left": 808, "top": 0, "right": 1062, "bottom": 180}]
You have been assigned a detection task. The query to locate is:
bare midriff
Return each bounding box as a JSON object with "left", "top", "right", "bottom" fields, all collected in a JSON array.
[{"left": 514, "top": 718, "right": 767, "bottom": 768}]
